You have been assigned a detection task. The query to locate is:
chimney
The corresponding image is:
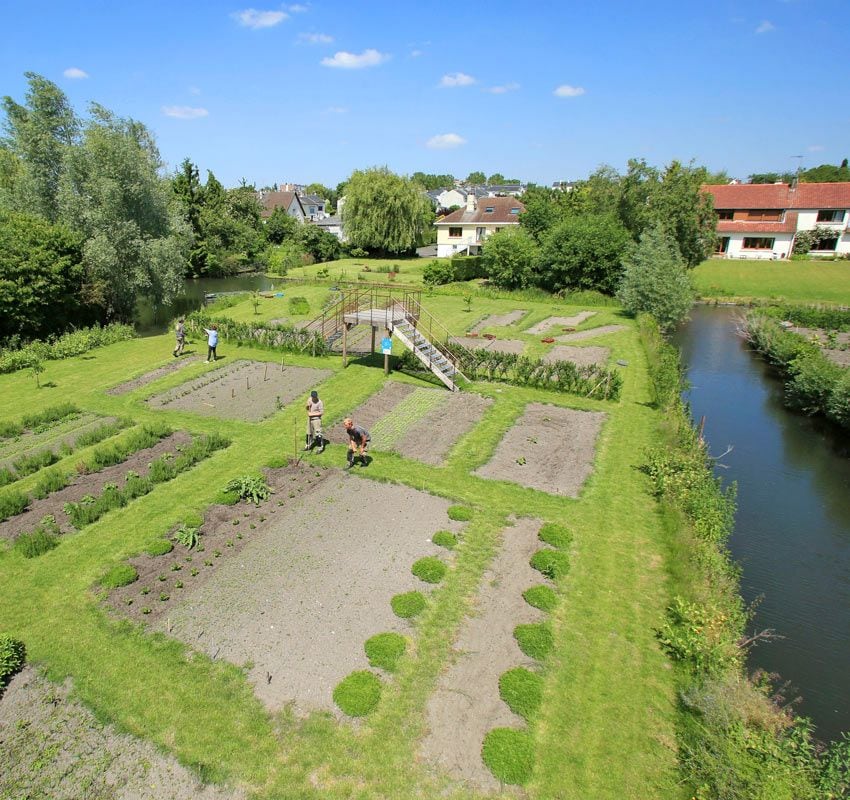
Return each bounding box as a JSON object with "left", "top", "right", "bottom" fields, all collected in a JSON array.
[{"left": 466, "top": 193, "right": 476, "bottom": 212}]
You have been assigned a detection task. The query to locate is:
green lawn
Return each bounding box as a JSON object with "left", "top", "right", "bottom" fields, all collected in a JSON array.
[
  {"left": 0, "top": 288, "right": 683, "bottom": 799},
  {"left": 693, "top": 257, "right": 850, "bottom": 304},
  {"left": 278, "top": 256, "right": 431, "bottom": 285}
]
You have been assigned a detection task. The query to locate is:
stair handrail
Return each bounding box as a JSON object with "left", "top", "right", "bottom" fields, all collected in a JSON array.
[{"left": 398, "top": 295, "right": 472, "bottom": 381}]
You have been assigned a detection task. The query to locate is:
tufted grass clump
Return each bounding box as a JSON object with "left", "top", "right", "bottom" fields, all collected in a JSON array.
[
  {"left": 481, "top": 727, "right": 534, "bottom": 785},
  {"left": 364, "top": 632, "right": 406, "bottom": 672},
  {"left": 391, "top": 591, "right": 426, "bottom": 618},
  {"left": 13, "top": 528, "right": 59, "bottom": 559},
  {"left": 447, "top": 505, "right": 473, "bottom": 522},
  {"left": 32, "top": 468, "right": 69, "bottom": 500},
  {"left": 0, "top": 489, "right": 29, "bottom": 522},
  {"left": 522, "top": 585, "right": 558, "bottom": 612},
  {"left": 499, "top": 667, "right": 544, "bottom": 721},
  {"left": 100, "top": 564, "right": 139, "bottom": 589},
  {"left": 333, "top": 670, "right": 382, "bottom": 716},
  {"left": 412, "top": 557, "right": 446, "bottom": 584},
  {"left": 514, "top": 623, "right": 554, "bottom": 661},
  {"left": 538, "top": 522, "right": 572, "bottom": 549},
  {"left": 530, "top": 549, "right": 570, "bottom": 580},
  {"left": 432, "top": 530, "right": 458, "bottom": 549},
  {"left": 145, "top": 539, "right": 173, "bottom": 557},
  {"left": 0, "top": 635, "right": 26, "bottom": 689}
]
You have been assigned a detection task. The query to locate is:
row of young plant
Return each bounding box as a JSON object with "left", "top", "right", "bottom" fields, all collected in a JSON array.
[
  {"left": 639, "top": 314, "right": 850, "bottom": 799},
  {"left": 0, "top": 323, "right": 136, "bottom": 374},
  {"left": 481, "top": 521, "right": 572, "bottom": 786},
  {"left": 745, "top": 311, "right": 850, "bottom": 431},
  {"left": 0, "top": 402, "right": 81, "bottom": 440},
  {"left": 183, "top": 312, "right": 328, "bottom": 357}
]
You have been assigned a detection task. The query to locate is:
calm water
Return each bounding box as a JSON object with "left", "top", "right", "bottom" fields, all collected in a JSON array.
[{"left": 675, "top": 305, "right": 850, "bottom": 742}]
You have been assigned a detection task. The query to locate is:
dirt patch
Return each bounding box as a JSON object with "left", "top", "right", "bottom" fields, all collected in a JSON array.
[
  {"left": 542, "top": 345, "right": 610, "bottom": 367},
  {"left": 420, "top": 517, "right": 547, "bottom": 791},
  {"left": 475, "top": 403, "right": 606, "bottom": 497},
  {"left": 107, "top": 355, "right": 202, "bottom": 396},
  {"left": 526, "top": 311, "right": 597, "bottom": 334},
  {"left": 0, "top": 413, "right": 115, "bottom": 470},
  {"left": 790, "top": 327, "right": 850, "bottom": 368},
  {"left": 0, "top": 432, "right": 192, "bottom": 541},
  {"left": 155, "top": 472, "right": 464, "bottom": 713},
  {"left": 329, "top": 381, "right": 416, "bottom": 441},
  {"left": 0, "top": 667, "right": 244, "bottom": 800},
  {"left": 451, "top": 337, "right": 526, "bottom": 354},
  {"left": 470, "top": 310, "right": 528, "bottom": 333},
  {"left": 147, "top": 360, "right": 333, "bottom": 422},
  {"left": 556, "top": 324, "right": 626, "bottom": 343}
]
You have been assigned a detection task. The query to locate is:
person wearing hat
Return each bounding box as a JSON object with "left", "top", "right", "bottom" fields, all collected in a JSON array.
[{"left": 304, "top": 390, "right": 324, "bottom": 453}]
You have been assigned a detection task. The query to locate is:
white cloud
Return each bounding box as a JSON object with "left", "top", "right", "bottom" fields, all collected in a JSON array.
[
  {"left": 323, "top": 106, "right": 348, "bottom": 114},
  {"left": 486, "top": 81, "right": 520, "bottom": 94},
  {"left": 63, "top": 67, "right": 89, "bottom": 79},
  {"left": 554, "top": 84, "right": 585, "bottom": 97},
  {"left": 188, "top": 86, "right": 201, "bottom": 95},
  {"left": 162, "top": 105, "right": 209, "bottom": 119},
  {"left": 299, "top": 32, "right": 333, "bottom": 43},
  {"left": 232, "top": 9, "right": 288, "bottom": 29},
  {"left": 286, "top": 3, "right": 308, "bottom": 11},
  {"left": 321, "top": 49, "right": 388, "bottom": 69},
  {"left": 426, "top": 133, "right": 466, "bottom": 149},
  {"left": 410, "top": 49, "right": 424, "bottom": 58},
  {"left": 755, "top": 20, "right": 775, "bottom": 34},
  {"left": 808, "top": 144, "right": 825, "bottom": 152},
  {"left": 439, "top": 72, "right": 475, "bottom": 88}
]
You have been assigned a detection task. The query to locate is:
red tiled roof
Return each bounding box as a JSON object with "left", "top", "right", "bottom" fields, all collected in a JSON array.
[
  {"left": 259, "top": 191, "right": 302, "bottom": 218},
  {"left": 717, "top": 212, "right": 798, "bottom": 233},
  {"left": 435, "top": 196, "right": 525, "bottom": 225},
  {"left": 702, "top": 182, "right": 850, "bottom": 210}
]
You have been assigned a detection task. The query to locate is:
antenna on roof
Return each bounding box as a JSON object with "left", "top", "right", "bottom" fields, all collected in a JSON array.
[{"left": 789, "top": 155, "right": 803, "bottom": 189}]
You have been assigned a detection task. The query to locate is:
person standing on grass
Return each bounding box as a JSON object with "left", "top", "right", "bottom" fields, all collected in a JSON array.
[
  {"left": 204, "top": 324, "right": 218, "bottom": 362},
  {"left": 173, "top": 318, "right": 186, "bottom": 357},
  {"left": 343, "top": 417, "right": 370, "bottom": 469},
  {"left": 304, "top": 390, "right": 325, "bottom": 453}
]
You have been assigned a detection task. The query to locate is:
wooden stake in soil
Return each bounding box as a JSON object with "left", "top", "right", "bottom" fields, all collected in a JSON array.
[
  {"left": 231, "top": 387, "right": 235, "bottom": 399},
  {"left": 246, "top": 376, "right": 250, "bottom": 391},
  {"left": 264, "top": 364, "right": 269, "bottom": 381}
]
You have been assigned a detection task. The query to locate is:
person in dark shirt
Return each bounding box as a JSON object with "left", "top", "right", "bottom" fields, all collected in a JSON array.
[{"left": 343, "top": 417, "right": 370, "bottom": 469}]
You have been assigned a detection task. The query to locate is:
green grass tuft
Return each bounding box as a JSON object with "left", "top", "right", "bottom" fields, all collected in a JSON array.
[
  {"left": 0, "top": 489, "right": 29, "bottom": 522},
  {"left": 514, "top": 623, "right": 554, "bottom": 661},
  {"left": 145, "top": 539, "right": 173, "bottom": 557},
  {"left": 364, "top": 633, "right": 406, "bottom": 673},
  {"left": 523, "top": 584, "right": 558, "bottom": 612},
  {"left": 432, "top": 530, "right": 458, "bottom": 549},
  {"left": 530, "top": 549, "right": 570, "bottom": 580},
  {"left": 100, "top": 564, "right": 139, "bottom": 589},
  {"left": 390, "top": 591, "right": 426, "bottom": 618},
  {"left": 411, "top": 556, "right": 447, "bottom": 584},
  {"left": 333, "top": 670, "right": 382, "bottom": 716},
  {"left": 0, "top": 635, "right": 26, "bottom": 688},
  {"left": 538, "top": 521, "right": 572, "bottom": 549},
  {"left": 13, "top": 529, "right": 59, "bottom": 559},
  {"left": 499, "top": 667, "right": 544, "bottom": 721},
  {"left": 447, "top": 505, "right": 473, "bottom": 522},
  {"left": 481, "top": 727, "right": 535, "bottom": 785}
]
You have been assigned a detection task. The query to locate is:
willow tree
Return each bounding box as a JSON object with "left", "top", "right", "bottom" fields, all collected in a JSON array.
[{"left": 341, "top": 167, "right": 432, "bottom": 255}]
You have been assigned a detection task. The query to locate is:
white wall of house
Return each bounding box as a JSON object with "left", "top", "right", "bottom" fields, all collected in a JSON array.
[
  {"left": 435, "top": 222, "right": 513, "bottom": 257},
  {"left": 721, "top": 233, "right": 794, "bottom": 260}
]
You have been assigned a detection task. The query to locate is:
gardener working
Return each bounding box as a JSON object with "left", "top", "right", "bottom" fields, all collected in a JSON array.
[
  {"left": 304, "top": 390, "right": 325, "bottom": 453},
  {"left": 173, "top": 318, "right": 185, "bottom": 357},
  {"left": 343, "top": 417, "right": 370, "bottom": 469}
]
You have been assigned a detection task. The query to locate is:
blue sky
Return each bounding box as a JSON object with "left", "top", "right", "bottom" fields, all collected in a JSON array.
[{"left": 2, "top": 1, "right": 847, "bottom": 188}]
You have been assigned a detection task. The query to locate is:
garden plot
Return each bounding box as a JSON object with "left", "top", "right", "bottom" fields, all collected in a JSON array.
[
  {"left": 329, "top": 381, "right": 416, "bottom": 440},
  {"left": 469, "top": 309, "right": 528, "bottom": 333},
  {"left": 526, "top": 311, "right": 597, "bottom": 334},
  {"left": 156, "top": 471, "right": 463, "bottom": 713},
  {"left": 107, "top": 355, "right": 202, "bottom": 395},
  {"left": 0, "top": 432, "right": 191, "bottom": 541},
  {"left": 790, "top": 326, "right": 850, "bottom": 367},
  {"left": 451, "top": 337, "right": 526, "bottom": 354},
  {"left": 556, "top": 324, "right": 626, "bottom": 343},
  {"left": 0, "top": 412, "right": 111, "bottom": 468},
  {"left": 420, "top": 518, "right": 546, "bottom": 791},
  {"left": 542, "top": 345, "right": 610, "bottom": 367},
  {"left": 0, "top": 667, "right": 243, "bottom": 800},
  {"left": 148, "top": 360, "right": 332, "bottom": 421},
  {"left": 475, "top": 403, "right": 606, "bottom": 497}
]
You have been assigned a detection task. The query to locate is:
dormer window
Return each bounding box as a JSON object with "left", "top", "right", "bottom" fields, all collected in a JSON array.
[
  {"left": 510, "top": 207, "right": 520, "bottom": 214},
  {"left": 485, "top": 206, "right": 495, "bottom": 213}
]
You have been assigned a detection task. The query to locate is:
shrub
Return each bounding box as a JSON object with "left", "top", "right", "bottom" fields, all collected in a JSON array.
[
  {"left": 451, "top": 254, "right": 486, "bottom": 281},
  {"left": 100, "top": 564, "right": 139, "bottom": 589},
  {"left": 12, "top": 448, "right": 59, "bottom": 477},
  {"left": 13, "top": 528, "right": 59, "bottom": 558},
  {"left": 523, "top": 585, "right": 558, "bottom": 612},
  {"left": 481, "top": 728, "right": 534, "bottom": 785},
  {"left": 224, "top": 475, "right": 271, "bottom": 505},
  {"left": 530, "top": 549, "right": 570, "bottom": 580},
  {"left": 422, "top": 259, "right": 456, "bottom": 287},
  {"left": 499, "top": 667, "right": 544, "bottom": 721},
  {"left": 432, "top": 530, "right": 457, "bottom": 549},
  {"left": 412, "top": 557, "right": 447, "bottom": 584},
  {"left": 0, "top": 489, "right": 29, "bottom": 521},
  {"left": 145, "top": 539, "right": 173, "bottom": 557},
  {"left": 364, "top": 632, "right": 406, "bottom": 672},
  {"left": 656, "top": 597, "right": 739, "bottom": 675},
  {"left": 0, "top": 467, "right": 15, "bottom": 487},
  {"left": 391, "top": 591, "right": 426, "bottom": 618},
  {"left": 333, "top": 670, "right": 382, "bottom": 716},
  {"left": 31, "top": 468, "right": 68, "bottom": 499},
  {"left": 21, "top": 403, "right": 79, "bottom": 431},
  {"left": 172, "top": 524, "right": 201, "bottom": 550},
  {"left": 447, "top": 505, "right": 473, "bottom": 522},
  {"left": 538, "top": 522, "right": 572, "bottom": 549},
  {"left": 785, "top": 350, "right": 844, "bottom": 416},
  {"left": 0, "top": 635, "right": 26, "bottom": 688},
  {"left": 514, "top": 623, "right": 553, "bottom": 661},
  {"left": 215, "top": 489, "right": 240, "bottom": 506}
]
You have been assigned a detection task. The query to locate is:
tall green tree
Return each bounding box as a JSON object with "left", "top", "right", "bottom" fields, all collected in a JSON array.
[
  {"left": 617, "top": 158, "right": 659, "bottom": 239},
  {"left": 265, "top": 206, "right": 298, "bottom": 244},
  {"left": 410, "top": 172, "right": 455, "bottom": 191},
  {"left": 304, "top": 182, "right": 338, "bottom": 211},
  {"left": 801, "top": 162, "right": 850, "bottom": 183},
  {"left": 481, "top": 227, "right": 539, "bottom": 289},
  {"left": 487, "top": 172, "right": 506, "bottom": 185},
  {"left": 465, "top": 171, "right": 486, "bottom": 185},
  {"left": 341, "top": 167, "right": 432, "bottom": 255}
]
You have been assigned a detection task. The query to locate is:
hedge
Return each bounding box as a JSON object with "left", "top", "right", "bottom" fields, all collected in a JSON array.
[{"left": 183, "top": 312, "right": 327, "bottom": 356}]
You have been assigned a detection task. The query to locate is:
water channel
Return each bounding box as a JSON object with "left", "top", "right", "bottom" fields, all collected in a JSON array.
[{"left": 675, "top": 305, "right": 850, "bottom": 743}]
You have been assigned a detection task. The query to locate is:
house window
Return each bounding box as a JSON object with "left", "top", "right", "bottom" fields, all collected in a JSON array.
[
  {"left": 484, "top": 206, "right": 495, "bottom": 213},
  {"left": 448, "top": 227, "right": 462, "bottom": 238},
  {"left": 817, "top": 210, "right": 844, "bottom": 223},
  {"left": 811, "top": 237, "right": 839, "bottom": 251},
  {"left": 742, "top": 209, "right": 782, "bottom": 222},
  {"left": 476, "top": 227, "right": 487, "bottom": 241},
  {"left": 510, "top": 207, "right": 520, "bottom": 214},
  {"left": 717, "top": 209, "right": 734, "bottom": 220},
  {"left": 742, "top": 237, "right": 775, "bottom": 249}
]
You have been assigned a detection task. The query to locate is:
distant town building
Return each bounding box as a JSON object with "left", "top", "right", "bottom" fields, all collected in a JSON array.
[{"left": 434, "top": 195, "right": 525, "bottom": 257}]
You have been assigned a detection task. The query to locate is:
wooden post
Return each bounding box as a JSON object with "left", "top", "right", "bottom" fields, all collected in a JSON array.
[
  {"left": 342, "top": 323, "right": 348, "bottom": 368},
  {"left": 370, "top": 326, "right": 376, "bottom": 355},
  {"left": 384, "top": 327, "right": 390, "bottom": 376},
  {"left": 264, "top": 364, "right": 269, "bottom": 381},
  {"left": 246, "top": 376, "right": 250, "bottom": 391}
]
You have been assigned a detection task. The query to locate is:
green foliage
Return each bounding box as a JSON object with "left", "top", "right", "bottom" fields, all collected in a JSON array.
[
  {"left": 0, "top": 635, "right": 26, "bottom": 689},
  {"left": 530, "top": 549, "right": 570, "bottom": 580},
  {"left": 12, "top": 447, "right": 58, "bottom": 477},
  {"left": 499, "top": 667, "right": 544, "bottom": 721},
  {"left": 411, "top": 556, "right": 446, "bottom": 584},
  {"left": 13, "top": 527, "right": 59, "bottom": 558},
  {"left": 481, "top": 728, "right": 534, "bottom": 785},
  {"left": 538, "top": 522, "right": 572, "bottom": 549},
  {"left": 432, "top": 530, "right": 458, "bottom": 549},
  {"left": 264, "top": 206, "right": 299, "bottom": 245},
  {"left": 656, "top": 597, "right": 739, "bottom": 675},
  {"left": 145, "top": 539, "right": 173, "bottom": 557},
  {"left": 514, "top": 623, "right": 554, "bottom": 661},
  {"left": 88, "top": 424, "right": 170, "bottom": 471},
  {"left": 184, "top": 312, "right": 326, "bottom": 356},
  {"left": 422, "top": 259, "right": 456, "bottom": 287},
  {"left": 481, "top": 227, "right": 540, "bottom": 289},
  {"left": 172, "top": 524, "right": 201, "bottom": 550},
  {"left": 0, "top": 489, "right": 29, "bottom": 521},
  {"left": 332, "top": 670, "right": 382, "bottom": 716},
  {"left": 450, "top": 255, "right": 485, "bottom": 281},
  {"left": 223, "top": 475, "right": 270, "bottom": 505},
  {"left": 390, "top": 591, "right": 426, "bottom": 618},
  {"left": 760, "top": 304, "right": 850, "bottom": 332},
  {"left": 364, "top": 633, "right": 406, "bottom": 672},
  {"left": 638, "top": 314, "right": 684, "bottom": 410},
  {"left": 523, "top": 585, "right": 558, "bottom": 612},
  {"left": 786, "top": 351, "right": 845, "bottom": 416},
  {"left": 100, "top": 564, "right": 139, "bottom": 589},
  {"left": 446, "top": 505, "right": 473, "bottom": 522},
  {"left": 287, "top": 296, "right": 310, "bottom": 316}
]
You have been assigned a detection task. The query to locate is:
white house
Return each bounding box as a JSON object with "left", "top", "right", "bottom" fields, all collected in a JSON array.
[
  {"left": 434, "top": 194, "right": 525, "bottom": 257},
  {"left": 258, "top": 190, "right": 306, "bottom": 222},
  {"left": 701, "top": 182, "right": 850, "bottom": 259},
  {"left": 300, "top": 192, "right": 329, "bottom": 220}
]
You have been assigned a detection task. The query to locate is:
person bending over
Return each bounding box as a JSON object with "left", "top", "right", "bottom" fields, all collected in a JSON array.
[{"left": 343, "top": 417, "right": 370, "bottom": 469}]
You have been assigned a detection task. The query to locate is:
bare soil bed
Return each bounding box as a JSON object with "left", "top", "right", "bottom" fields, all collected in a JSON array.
[
  {"left": 107, "top": 355, "right": 202, "bottom": 395},
  {"left": 147, "top": 360, "right": 332, "bottom": 421},
  {"left": 420, "top": 517, "right": 548, "bottom": 791},
  {"left": 469, "top": 309, "right": 528, "bottom": 333},
  {"left": 143, "top": 470, "right": 464, "bottom": 713},
  {"left": 556, "top": 324, "right": 626, "bottom": 343},
  {"left": 790, "top": 326, "right": 850, "bottom": 367},
  {"left": 0, "top": 667, "right": 243, "bottom": 800},
  {"left": 475, "top": 403, "right": 606, "bottom": 497},
  {"left": 451, "top": 337, "right": 526, "bottom": 354},
  {"left": 526, "top": 311, "right": 597, "bottom": 334},
  {"left": 0, "top": 432, "right": 191, "bottom": 541},
  {"left": 328, "top": 381, "right": 416, "bottom": 441},
  {"left": 542, "top": 345, "right": 610, "bottom": 367}
]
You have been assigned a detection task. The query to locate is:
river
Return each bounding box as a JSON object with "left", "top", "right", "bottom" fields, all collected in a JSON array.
[{"left": 675, "top": 305, "right": 850, "bottom": 743}]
